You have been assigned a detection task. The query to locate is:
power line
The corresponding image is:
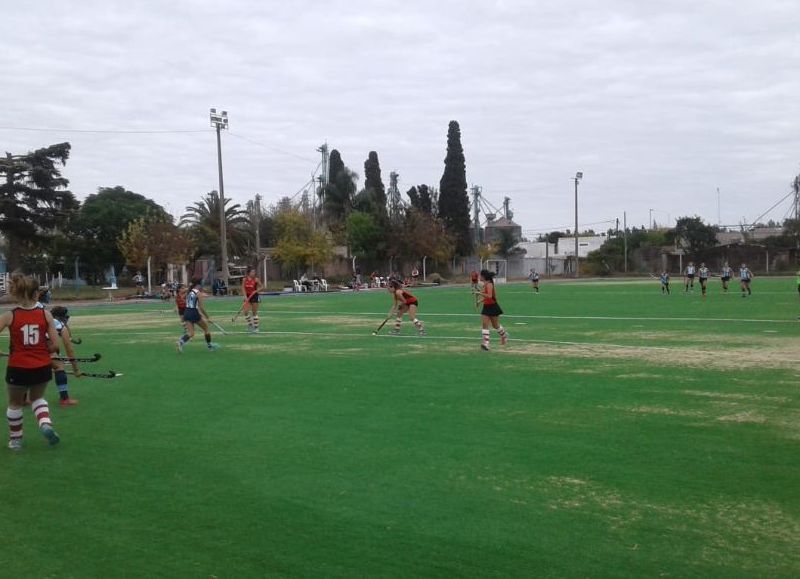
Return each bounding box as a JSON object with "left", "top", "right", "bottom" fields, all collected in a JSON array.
[
  {"left": 749, "top": 190, "right": 794, "bottom": 226},
  {"left": 227, "top": 132, "right": 318, "bottom": 163},
  {"left": 0, "top": 125, "right": 210, "bottom": 134}
]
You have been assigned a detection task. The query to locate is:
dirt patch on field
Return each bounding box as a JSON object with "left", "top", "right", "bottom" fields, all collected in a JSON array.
[
  {"left": 72, "top": 313, "right": 176, "bottom": 330},
  {"left": 506, "top": 340, "right": 800, "bottom": 371},
  {"left": 682, "top": 390, "right": 790, "bottom": 404},
  {"left": 716, "top": 411, "right": 768, "bottom": 424},
  {"left": 607, "top": 405, "right": 706, "bottom": 418}
]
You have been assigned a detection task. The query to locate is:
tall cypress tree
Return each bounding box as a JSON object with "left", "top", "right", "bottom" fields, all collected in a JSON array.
[
  {"left": 363, "top": 150, "right": 387, "bottom": 220},
  {"left": 438, "top": 121, "right": 472, "bottom": 255},
  {"left": 322, "top": 149, "right": 356, "bottom": 228}
]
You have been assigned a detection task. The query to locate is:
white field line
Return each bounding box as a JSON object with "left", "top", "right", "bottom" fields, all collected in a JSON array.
[
  {"left": 221, "top": 310, "right": 798, "bottom": 324},
  {"left": 77, "top": 307, "right": 797, "bottom": 324},
  {"left": 79, "top": 328, "right": 689, "bottom": 352}
]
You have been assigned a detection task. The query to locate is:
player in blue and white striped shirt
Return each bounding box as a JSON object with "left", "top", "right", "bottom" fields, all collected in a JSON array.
[{"left": 739, "top": 263, "right": 753, "bottom": 298}]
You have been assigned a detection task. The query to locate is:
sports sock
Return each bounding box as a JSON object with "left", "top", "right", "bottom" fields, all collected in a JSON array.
[
  {"left": 394, "top": 318, "right": 402, "bottom": 330},
  {"left": 180, "top": 334, "right": 191, "bottom": 344},
  {"left": 7, "top": 407, "right": 23, "bottom": 440},
  {"left": 413, "top": 318, "right": 424, "bottom": 331},
  {"left": 498, "top": 326, "right": 507, "bottom": 338},
  {"left": 55, "top": 369, "right": 69, "bottom": 400},
  {"left": 205, "top": 333, "right": 212, "bottom": 345},
  {"left": 245, "top": 312, "right": 252, "bottom": 329},
  {"left": 253, "top": 315, "right": 259, "bottom": 331},
  {"left": 481, "top": 329, "right": 490, "bottom": 347},
  {"left": 31, "top": 399, "right": 51, "bottom": 428}
]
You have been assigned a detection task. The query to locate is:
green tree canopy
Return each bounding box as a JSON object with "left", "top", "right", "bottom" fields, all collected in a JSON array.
[
  {"left": 346, "top": 211, "right": 383, "bottom": 259},
  {"left": 321, "top": 149, "right": 356, "bottom": 233},
  {"left": 76, "top": 186, "right": 170, "bottom": 276},
  {"left": 363, "top": 151, "right": 387, "bottom": 220},
  {"left": 0, "top": 142, "right": 78, "bottom": 270},
  {"left": 670, "top": 216, "right": 718, "bottom": 256},
  {"left": 438, "top": 121, "right": 472, "bottom": 256},
  {"left": 180, "top": 191, "right": 251, "bottom": 261}
]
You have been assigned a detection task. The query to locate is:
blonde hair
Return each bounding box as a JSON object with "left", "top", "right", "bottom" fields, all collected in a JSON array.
[{"left": 9, "top": 273, "right": 41, "bottom": 302}]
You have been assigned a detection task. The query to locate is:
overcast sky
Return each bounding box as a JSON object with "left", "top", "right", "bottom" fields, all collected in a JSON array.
[{"left": 3, "top": 0, "right": 799, "bottom": 236}]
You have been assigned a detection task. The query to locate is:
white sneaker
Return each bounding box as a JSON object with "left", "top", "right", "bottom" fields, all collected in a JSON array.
[
  {"left": 176, "top": 340, "right": 184, "bottom": 353},
  {"left": 7, "top": 438, "right": 22, "bottom": 451}
]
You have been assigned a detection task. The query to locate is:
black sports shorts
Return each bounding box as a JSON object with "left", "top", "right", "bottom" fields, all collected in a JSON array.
[{"left": 6, "top": 365, "right": 53, "bottom": 387}]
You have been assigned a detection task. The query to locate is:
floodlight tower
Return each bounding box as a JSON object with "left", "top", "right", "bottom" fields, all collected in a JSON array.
[
  {"left": 573, "top": 172, "right": 583, "bottom": 278},
  {"left": 210, "top": 108, "right": 230, "bottom": 286}
]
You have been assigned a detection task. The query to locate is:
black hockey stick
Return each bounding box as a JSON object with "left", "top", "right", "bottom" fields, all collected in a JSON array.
[
  {"left": 69, "top": 369, "right": 122, "bottom": 379},
  {"left": 53, "top": 352, "right": 102, "bottom": 363},
  {"left": 0, "top": 352, "right": 101, "bottom": 363}
]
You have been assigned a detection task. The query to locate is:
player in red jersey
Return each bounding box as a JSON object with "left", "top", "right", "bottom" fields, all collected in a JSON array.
[
  {"left": 0, "top": 274, "right": 60, "bottom": 451},
  {"left": 476, "top": 269, "right": 508, "bottom": 351},
  {"left": 174, "top": 283, "right": 188, "bottom": 334},
  {"left": 241, "top": 267, "right": 262, "bottom": 333},
  {"left": 387, "top": 278, "right": 426, "bottom": 336}
]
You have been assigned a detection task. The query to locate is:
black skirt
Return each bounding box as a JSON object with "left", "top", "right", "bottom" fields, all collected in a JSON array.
[{"left": 481, "top": 303, "right": 503, "bottom": 316}]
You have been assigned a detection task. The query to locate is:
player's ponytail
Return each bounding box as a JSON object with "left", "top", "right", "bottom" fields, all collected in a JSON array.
[
  {"left": 480, "top": 269, "right": 495, "bottom": 283},
  {"left": 9, "top": 273, "right": 40, "bottom": 301}
]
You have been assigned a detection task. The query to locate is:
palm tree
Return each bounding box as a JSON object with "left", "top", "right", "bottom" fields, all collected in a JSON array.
[{"left": 180, "top": 191, "right": 252, "bottom": 261}]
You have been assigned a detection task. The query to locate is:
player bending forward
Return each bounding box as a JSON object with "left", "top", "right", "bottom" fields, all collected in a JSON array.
[
  {"left": 0, "top": 274, "right": 61, "bottom": 451},
  {"left": 49, "top": 306, "right": 81, "bottom": 406},
  {"left": 388, "top": 278, "right": 425, "bottom": 336},
  {"left": 176, "top": 281, "right": 219, "bottom": 352},
  {"left": 477, "top": 269, "right": 508, "bottom": 351}
]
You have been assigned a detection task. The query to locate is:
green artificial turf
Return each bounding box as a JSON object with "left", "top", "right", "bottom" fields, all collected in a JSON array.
[{"left": 1, "top": 277, "right": 799, "bottom": 578}]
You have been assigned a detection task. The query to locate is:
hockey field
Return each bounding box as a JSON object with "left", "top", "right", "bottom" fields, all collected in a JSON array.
[{"left": 1, "top": 277, "right": 798, "bottom": 578}]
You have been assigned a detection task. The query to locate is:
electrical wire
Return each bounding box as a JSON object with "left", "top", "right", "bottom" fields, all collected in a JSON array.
[
  {"left": 748, "top": 190, "right": 794, "bottom": 227},
  {"left": 0, "top": 126, "right": 210, "bottom": 134},
  {"left": 227, "top": 132, "right": 318, "bottom": 163}
]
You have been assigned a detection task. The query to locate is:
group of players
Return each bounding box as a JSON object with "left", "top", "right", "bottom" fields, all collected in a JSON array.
[
  {"left": 658, "top": 262, "right": 753, "bottom": 298},
  {"left": 169, "top": 267, "right": 509, "bottom": 353},
  {"left": 0, "top": 274, "right": 85, "bottom": 451}
]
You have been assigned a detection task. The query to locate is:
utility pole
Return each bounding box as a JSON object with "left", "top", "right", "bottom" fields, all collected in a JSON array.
[
  {"left": 254, "top": 193, "right": 262, "bottom": 255},
  {"left": 471, "top": 185, "right": 482, "bottom": 246},
  {"left": 573, "top": 172, "right": 582, "bottom": 278},
  {"left": 503, "top": 196, "right": 512, "bottom": 220},
  {"left": 649, "top": 208, "right": 653, "bottom": 230},
  {"left": 623, "top": 211, "right": 628, "bottom": 274},
  {"left": 210, "top": 108, "right": 229, "bottom": 287}
]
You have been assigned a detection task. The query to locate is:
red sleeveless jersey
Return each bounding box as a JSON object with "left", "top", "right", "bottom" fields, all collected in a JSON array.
[
  {"left": 401, "top": 290, "right": 418, "bottom": 305},
  {"left": 175, "top": 292, "right": 187, "bottom": 309},
  {"left": 483, "top": 283, "right": 497, "bottom": 305},
  {"left": 8, "top": 307, "right": 51, "bottom": 369},
  {"left": 243, "top": 277, "right": 259, "bottom": 297}
]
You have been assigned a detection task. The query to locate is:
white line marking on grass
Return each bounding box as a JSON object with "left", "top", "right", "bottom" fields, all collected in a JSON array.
[
  {"left": 83, "top": 329, "right": 678, "bottom": 351},
  {"left": 212, "top": 310, "right": 800, "bottom": 324}
]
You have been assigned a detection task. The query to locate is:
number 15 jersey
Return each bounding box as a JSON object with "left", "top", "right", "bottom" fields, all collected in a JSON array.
[{"left": 9, "top": 307, "right": 51, "bottom": 368}]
